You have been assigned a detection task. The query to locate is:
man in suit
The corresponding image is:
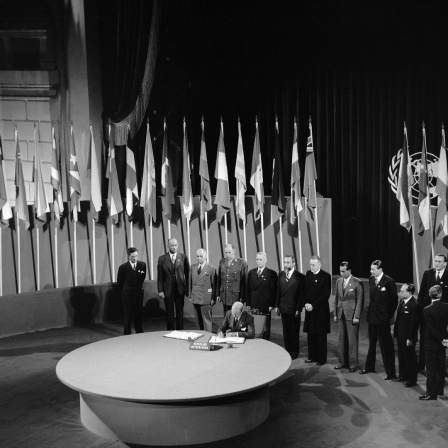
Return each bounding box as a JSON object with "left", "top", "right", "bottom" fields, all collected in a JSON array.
[
  {"left": 334, "top": 261, "right": 364, "bottom": 372},
  {"left": 217, "top": 301, "right": 255, "bottom": 339},
  {"left": 117, "top": 247, "right": 147, "bottom": 335},
  {"left": 419, "top": 285, "right": 448, "bottom": 400},
  {"left": 394, "top": 283, "right": 420, "bottom": 387},
  {"left": 360, "top": 260, "right": 398, "bottom": 380},
  {"left": 246, "top": 252, "right": 278, "bottom": 340},
  {"left": 275, "top": 255, "right": 305, "bottom": 359},
  {"left": 417, "top": 254, "right": 448, "bottom": 370},
  {"left": 157, "top": 238, "right": 190, "bottom": 330},
  {"left": 189, "top": 248, "right": 217, "bottom": 332},
  {"left": 304, "top": 255, "right": 332, "bottom": 366},
  {"left": 216, "top": 244, "right": 248, "bottom": 314}
]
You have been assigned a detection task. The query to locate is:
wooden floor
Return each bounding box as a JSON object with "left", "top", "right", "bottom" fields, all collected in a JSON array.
[{"left": 0, "top": 313, "right": 447, "bottom": 448}]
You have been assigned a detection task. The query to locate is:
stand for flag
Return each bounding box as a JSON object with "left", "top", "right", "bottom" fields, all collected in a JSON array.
[
  {"left": 204, "top": 212, "right": 209, "bottom": 261},
  {"left": 224, "top": 213, "right": 228, "bottom": 245},
  {"left": 16, "top": 213, "right": 21, "bottom": 293},
  {"left": 73, "top": 207, "right": 78, "bottom": 286},
  {"left": 149, "top": 218, "right": 153, "bottom": 279},
  {"left": 0, "top": 227, "right": 2, "bottom": 295},
  {"left": 111, "top": 216, "right": 115, "bottom": 281},
  {"left": 314, "top": 190, "right": 320, "bottom": 257}
]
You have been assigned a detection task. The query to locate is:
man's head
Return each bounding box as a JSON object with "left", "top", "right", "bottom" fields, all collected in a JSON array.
[
  {"left": 434, "top": 254, "right": 447, "bottom": 272},
  {"left": 231, "top": 301, "right": 244, "bottom": 318},
  {"left": 339, "top": 261, "right": 351, "bottom": 280},
  {"left": 127, "top": 247, "right": 138, "bottom": 263},
  {"left": 399, "top": 283, "right": 415, "bottom": 298},
  {"left": 224, "top": 244, "right": 236, "bottom": 260},
  {"left": 196, "top": 248, "right": 206, "bottom": 264},
  {"left": 283, "top": 255, "right": 295, "bottom": 272},
  {"left": 429, "top": 285, "right": 442, "bottom": 300},
  {"left": 168, "top": 238, "right": 178, "bottom": 254},
  {"left": 370, "top": 260, "right": 383, "bottom": 277},
  {"left": 310, "top": 255, "right": 321, "bottom": 274},
  {"left": 256, "top": 252, "right": 267, "bottom": 269}
]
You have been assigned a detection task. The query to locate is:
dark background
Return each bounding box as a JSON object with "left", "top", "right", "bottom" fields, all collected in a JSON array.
[{"left": 96, "top": 0, "right": 448, "bottom": 281}]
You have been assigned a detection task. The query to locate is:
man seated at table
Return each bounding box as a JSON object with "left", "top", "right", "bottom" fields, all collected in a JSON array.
[{"left": 217, "top": 302, "right": 255, "bottom": 339}]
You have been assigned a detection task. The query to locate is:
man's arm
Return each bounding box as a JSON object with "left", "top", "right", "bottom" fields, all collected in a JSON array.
[
  {"left": 117, "top": 264, "right": 124, "bottom": 291},
  {"left": 240, "top": 260, "right": 248, "bottom": 301},
  {"left": 246, "top": 270, "right": 253, "bottom": 308},
  {"left": 157, "top": 257, "right": 165, "bottom": 298},
  {"left": 333, "top": 280, "right": 340, "bottom": 322},
  {"left": 425, "top": 309, "right": 446, "bottom": 343},
  {"left": 417, "top": 271, "right": 428, "bottom": 308},
  {"left": 217, "top": 313, "right": 230, "bottom": 337},
  {"left": 353, "top": 280, "right": 364, "bottom": 322},
  {"left": 269, "top": 270, "right": 278, "bottom": 309},
  {"left": 237, "top": 315, "right": 255, "bottom": 339}
]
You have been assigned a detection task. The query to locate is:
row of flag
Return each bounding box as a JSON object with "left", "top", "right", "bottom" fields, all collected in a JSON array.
[
  {"left": 0, "top": 117, "right": 319, "bottom": 229},
  {"left": 396, "top": 123, "right": 448, "bottom": 240}
]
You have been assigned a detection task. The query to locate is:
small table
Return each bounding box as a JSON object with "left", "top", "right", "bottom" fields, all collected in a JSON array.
[{"left": 56, "top": 331, "right": 291, "bottom": 446}]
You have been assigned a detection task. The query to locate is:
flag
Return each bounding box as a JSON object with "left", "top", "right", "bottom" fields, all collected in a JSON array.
[
  {"left": 14, "top": 128, "right": 29, "bottom": 229},
  {"left": 90, "top": 124, "right": 102, "bottom": 221},
  {"left": 140, "top": 121, "right": 157, "bottom": 222},
  {"left": 250, "top": 120, "right": 264, "bottom": 220},
  {"left": 107, "top": 140, "right": 123, "bottom": 224},
  {"left": 214, "top": 120, "right": 231, "bottom": 221},
  {"left": 235, "top": 120, "right": 246, "bottom": 223},
  {"left": 417, "top": 124, "right": 431, "bottom": 235},
  {"left": 199, "top": 120, "right": 212, "bottom": 222},
  {"left": 69, "top": 124, "right": 81, "bottom": 220},
  {"left": 271, "top": 120, "right": 286, "bottom": 223},
  {"left": 303, "top": 118, "right": 317, "bottom": 208},
  {"left": 51, "top": 126, "right": 64, "bottom": 222},
  {"left": 161, "top": 121, "right": 174, "bottom": 220},
  {"left": 290, "top": 120, "right": 302, "bottom": 224},
  {"left": 0, "top": 135, "right": 13, "bottom": 223},
  {"left": 395, "top": 124, "right": 413, "bottom": 232},
  {"left": 33, "top": 124, "right": 49, "bottom": 220},
  {"left": 125, "top": 143, "right": 138, "bottom": 217},
  {"left": 435, "top": 125, "right": 448, "bottom": 239},
  {"left": 181, "top": 120, "right": 193, "bottom": 220}
]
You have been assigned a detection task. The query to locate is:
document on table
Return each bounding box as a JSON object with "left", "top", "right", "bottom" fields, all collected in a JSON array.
[
  {"left": 163, "top": 331, "right": 203, "bottom": 341},
  {"left": 209, "top": 336, "right": 245, "bottom": 344}
]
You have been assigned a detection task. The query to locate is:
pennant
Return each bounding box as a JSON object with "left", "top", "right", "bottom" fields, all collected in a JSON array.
[
  {"left": 214, "top": 120, "right": 231, "bottom": 221},
  {"left": 34, "top": 124, "right": 49, "bottom": 220},
  {"left": 161, "top": 121, "right": 175, "bottom": 220},
  {"left": 271, "top": 120, "right": 286, "bottom": 223},
  {"left": 125, "top": 143, "right": 138, "bottom": 217},
  {"left": 395, "top": 124, "right": 413, "bottom": 232},
  {"left": 140, "top": 121, "right": 157, "bottom": 222},
  {"left": 0, "top": 134, "right": 13, "bottom": 223},
  {"left": 199, "top": 120, "right": 212, "bottom": 222},
  {"left": 250, "top": 119, "right": 264, "bottom": 220},
  {"left": 290, "top": 120, "right": 302, "bottom": 224},
  {"left": 235, "top": 120, "right": 246, "bottom": 223},
  {"left": 435, "top": 125, "right": 448, "bottom": 239},
  {"left": 51, "top": 126, "right": 64, "bottom": 222},
  {"left": 69, "top": 124, "right": 81, "bottom": 220},
  {"left": 303, "top": 118, "right": 317, "bottom": 208},
  {"left": 181, "top": 120, "right": 193, "bottom": 220},
  {"left": 14, "top": 128, "right": 29, "bottom": 229},
  {"left": 90, "top": 124, "right": 102, "bottom": 221}
]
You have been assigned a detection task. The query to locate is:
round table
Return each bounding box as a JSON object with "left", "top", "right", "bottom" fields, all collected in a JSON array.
[{"left": 56, "top": 331, "right": 291, "bottom": 446}]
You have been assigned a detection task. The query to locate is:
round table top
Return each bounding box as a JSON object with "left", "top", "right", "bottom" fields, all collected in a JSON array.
[{"left": 56, "top": 331, "right": 291, "bottom": 403}]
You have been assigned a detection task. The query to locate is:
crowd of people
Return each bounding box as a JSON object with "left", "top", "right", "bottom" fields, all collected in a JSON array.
[{"left": 116, "top": 240, "right": 448, "bottom": 401}]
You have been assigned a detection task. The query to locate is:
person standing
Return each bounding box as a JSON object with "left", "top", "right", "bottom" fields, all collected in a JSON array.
[
  {"left": 393, "top": 283, "right": 420, "bottom": 388},
  {"left": 157, "top": 238, "right": 190, "bottom": 330},
  {"left": 216, "top": 244, "right": 248, "bottom": 314},
  {"left": 303, "top": 255, "right": 332, "bottom": 366},
  {"left": 333, "top": 261, "right": 364, "bottom": 372},
  {"left": 275, "top": 255, "right": 305, "bottom": 359},
  {"left": 419, "top": 285, "right": 448, "bottom": 400},
  {"left": 189, "top": 248, "right": 217, "bottom": 332},
  {"left": 246, "top": 252, "right": 278, "bottom": 340},
  {"left": 359, "top": 260, "right": 398, "bottom": 380},
  {"left": 117, "top": 247, "right": 147, "bottom": 335},
  {"left": 417, "top": 254, "right": 448, "bottom": 370}
]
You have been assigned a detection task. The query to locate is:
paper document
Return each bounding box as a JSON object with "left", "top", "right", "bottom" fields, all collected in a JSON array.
[
  {"left": 209, "top": 336, "right": 245, "bottom": 344},
  {"left": 164, "top": 331, "right": 203, "bottom": 341}
]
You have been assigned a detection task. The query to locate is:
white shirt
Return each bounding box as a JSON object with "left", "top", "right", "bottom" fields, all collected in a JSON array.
[
  {"left": 375, "top": 272, "right": 383, "bottom": 283},
  {"left": 343, "top": 275, "right": 351, "bottom": 288},
  {"left": 436, "top": 269, "right": 445, "bottom": 279}
]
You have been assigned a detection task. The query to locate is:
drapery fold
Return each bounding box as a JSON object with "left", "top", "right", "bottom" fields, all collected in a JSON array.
[{"left": 110, "top": 0, "right": 161, "bottom": 145}]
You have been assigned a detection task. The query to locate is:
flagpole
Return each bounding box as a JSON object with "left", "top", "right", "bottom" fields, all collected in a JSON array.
[
  {"left": 224, "top": 213, "right": 228, "bottom": 244},
  {"left": 0, "top": 226, "right": 2, "bottom": 295},
  {"left": 205, "top": 213, "right": 209, "bottom": 261},
  {"left": 243, "top": 219, "right": 247, "bottom": 261},
  {"left": 92, "top": 215, "right": 96, "bottom": 284},
  {"left": 130, "top": 220, "right": 134, "bottom": 247},
  {"left": 150, "top": 218, "right": 154, "bottom": 279},
  {"left": 187, "top": 218, "right": 191, "bottom": 262},
  {"left": 278, "top": 216, "right": 284, "bottom": 265},
  {"left": 34, "top": 124, "right": 40, "bottom": 291},
  {"left": 314, "top": 183, "right": 320, "bottom": 256},
  {"left": 55, "top": 219, "right": 59, "bottom": 287},
  {"left": 167, "top": 218, "right": 171, "bottom": 239},
  {"left": 261, "top": 212, "right": 265, "bottom": 252},
  {"left": 74, "top": 208, "right": 78, "bottom": 286},
  {"left": 298, "top": 211, "right": 303, "bottom": 272},
  {"left": 17, "top": 212, "right": 21, "bottom": 293},
  {"left": 111, "top": 217, "right": 115, "bottom": 282}
]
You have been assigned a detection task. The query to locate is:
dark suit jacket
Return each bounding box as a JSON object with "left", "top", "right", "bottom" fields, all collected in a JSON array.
[
  {"left": 117, "top": 260, "right": 147, "bottom": 299},
  {"left": 217, "top": 310, "right": 255, "bottom": 339},
  {"left": 246, "top": 267, "right": 278, "bottom": 312},
  {"left": 393, "top": 296, "right": 420, "bottom": 343},
  {"left": 334, "top": 275, "right": 364, "bottom": 321},
  {"left": 157, "top": 252, "right": 190, "bottom": 297},
  {"left": 418, "top": 268, "right": 448, "bottom": 308},
  {"left": 276, "top": 269, "right": 305, "bottom": 315},
  {"left": 303, "top": 269, "right": 332, "bottom": 334},
  {"left": 424, "top": 300, "right": 448, "bottom": 351},
  {"left": 216, "top": 257, "right": 248, "bottom": 305},
  {"left": 367, "top": 274, "right": 398, "bottom": 325},
  {"left": 189, "top": 262, "right": 217, "bottom": 305}
]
